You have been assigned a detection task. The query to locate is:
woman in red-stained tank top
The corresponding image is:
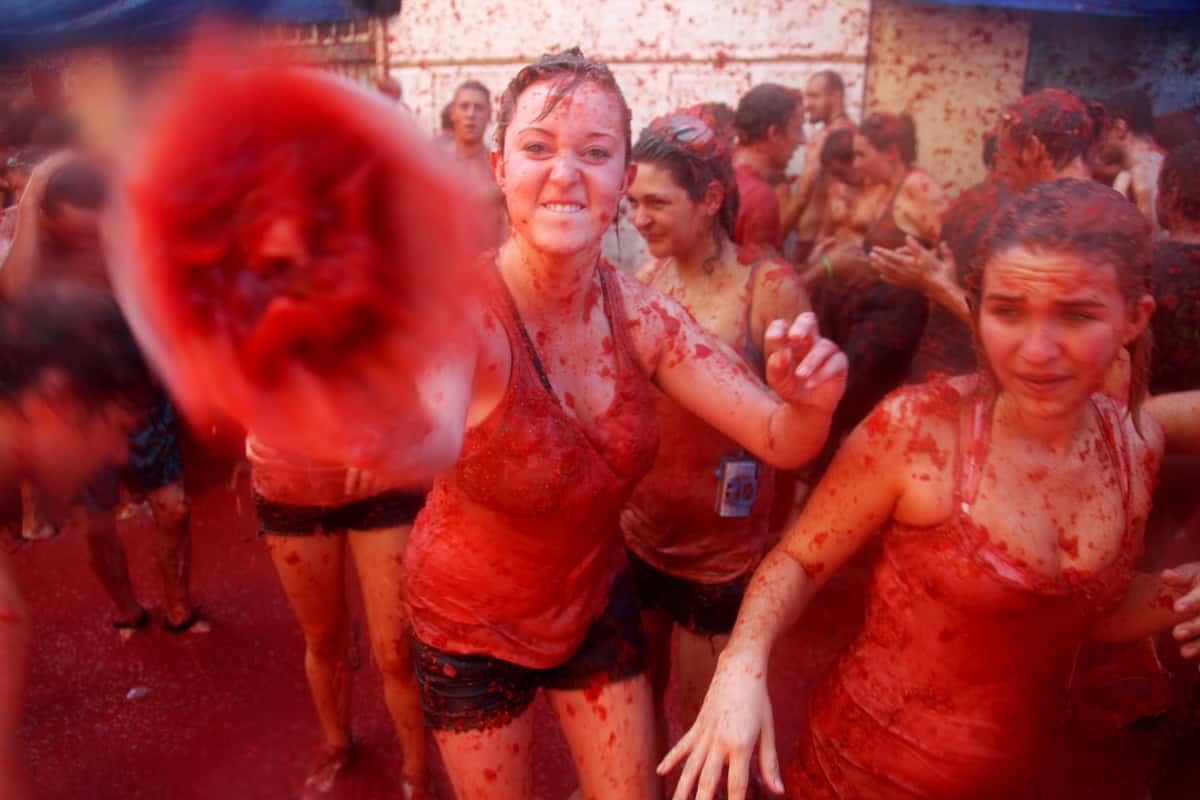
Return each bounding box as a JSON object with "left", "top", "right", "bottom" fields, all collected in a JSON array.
[
  {"left": 620, "top": 110, "right": 811, "bottom": 756},
  {"left": 404, "top": 50, "right": 850, "bottom": 800},
  {"left": 662, "top": 181, "right": 1200, "bottom": 800}
]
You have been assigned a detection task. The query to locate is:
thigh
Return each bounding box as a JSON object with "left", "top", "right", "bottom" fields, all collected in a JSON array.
[
  {"left": 433, "top": 702, "right": 536, "bottom": 800},
  {"left": 347, "top": 525, "right": 411, "bottom": 654},
  {"left": 547, "top": 674, "right": 659, "bottom": 800},
  {"left": 264, "top": 533, "right": 348, "bottom": 634}
]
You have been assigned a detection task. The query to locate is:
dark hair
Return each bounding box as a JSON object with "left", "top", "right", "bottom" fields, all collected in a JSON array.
[
  {"left": 681, "top": 102, "right": 736, "bottom": 151},
  {"left": 972, "top": 178, "right": 1153, "bottom": 428},
  {"left": 440, "top": 102, "right": 453, "bottom": 133},
  {"left": 981, "top": 133, "right": 997, "bottom": 171},
  {"left": 1159, "top": 141, "right": 1200, "bottom": 223},
  {"left": 733, "top": 83, "right": 799, "bottom": 146},
  {"left": 42, "top": 160, "right": 108, "bottom": 216},
  {"left": 453, "top": 79, "right": 491, "bottom": 104},
  {"left": 860, "top": 112, "right": 917, "bottom": 165},
  {"left": 1001, "top": 88, "right": 1106, "bottom": 171},
  {"left": 820, "top": 128, "right": 855, "bottom": 167},
  {"left": 633, "top": 113, "right": 739, "bottom": 241},
  {"left": 0, "top": 287, "right": 152, "bottom": 410},
  {"left": 495, "top": 48, "right": 632, "bottom": 162},
  {"left": 811, "top": 70, "right": 844, "bottom": 96},
  {"left": 1105, "top": 87, "right": 1155, "bottom": 137},
  {"left": 1153, "top": 107, "right": 1200, "bottom": 150},
  {"left": 29, "top": 114, "right": 77, "bottom": 149}
]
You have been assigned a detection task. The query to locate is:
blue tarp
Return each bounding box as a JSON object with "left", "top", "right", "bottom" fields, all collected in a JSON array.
[
  {"left": 910, "top": 0, "right": 1200, "bottom": 15},
  {"left": 0, "top": 1, "right": 367, "bottom": 59}
]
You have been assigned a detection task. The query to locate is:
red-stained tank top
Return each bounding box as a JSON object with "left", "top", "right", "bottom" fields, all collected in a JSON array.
[
  {"left": 405, "top": 260, "right": 659, "bottom": 668},
  {"left": 794, "top": 381, "right": 1138, "bottom": 799},
  {"left": 620, "top": 253, "right": 775, "bottom": 583}
]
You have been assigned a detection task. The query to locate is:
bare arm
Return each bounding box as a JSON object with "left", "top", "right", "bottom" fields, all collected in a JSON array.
[
  {"left": 622, "top": 271, "right": 846, "bottom": 470},
  {"left": 0, "top": 152, "right": 74, "bottom": 298},
  {"left": 660, "top": 401, "right": 908, "bottom": 800},
  {"left": 1147, "top": 391, "right": 1200, "bottom": 454}
]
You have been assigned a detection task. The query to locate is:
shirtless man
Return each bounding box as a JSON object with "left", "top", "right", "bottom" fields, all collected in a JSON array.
[
  {"left": 782, "top": 71, "right": 857, "bottom": 260},
  {"left": 447, "top": 79, "right": 505, "bottom": 245},
  {"left": 1103, "top": 87, "right": 1166, "bottom": 228},
  {"left": 731, "top": 83, "right": 805, "bottom": 252},
  {"left": 0, "top": 155, "right": 207, "bottom": 635}
]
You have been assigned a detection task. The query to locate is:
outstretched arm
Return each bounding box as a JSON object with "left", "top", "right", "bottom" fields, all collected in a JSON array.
[{"left": 659, "top": 398, "right": 907, "bottom": 800}]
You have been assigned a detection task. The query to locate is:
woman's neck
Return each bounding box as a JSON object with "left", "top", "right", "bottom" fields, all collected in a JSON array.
[
  {"left": 672, "top": 229, "right": 732, "bottom": 279},
  {"left": 992, "top": 390, "right": 1090, "bottom": 460},
  {"left": 497, "top": 235, "right": 602, "bottom": 321},
  {"left": 883, "top": 160, "right": 909, "bottom": 194}
]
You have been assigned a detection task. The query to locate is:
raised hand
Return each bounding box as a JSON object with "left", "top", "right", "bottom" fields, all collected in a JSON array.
[{"left": 763, "top": 312, "right": 847, "bottom": 416}]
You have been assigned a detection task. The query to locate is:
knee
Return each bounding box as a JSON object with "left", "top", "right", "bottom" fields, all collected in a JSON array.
[
  {"left": 372, "top": 636, "right": 414, "bottom": 679},
  {"left": 304, "top": 625, "right": 350, "bottom": 663}
]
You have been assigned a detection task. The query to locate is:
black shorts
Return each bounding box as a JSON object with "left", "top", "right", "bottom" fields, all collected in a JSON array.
[
  {"left": 627, "top": 548, "right": 750, "bottom": 637},
  {"left": 412, "top": 570, "right": 648, "bottom": 733},
  {"left": 78, "top": 391, "right": 183, "bottom": 513},
  {"left": 254, "top": 490, "right": 426, "bottom": 534}
]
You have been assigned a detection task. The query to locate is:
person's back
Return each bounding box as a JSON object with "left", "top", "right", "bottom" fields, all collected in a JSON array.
[
  {"left": 1105, "top": 88, "right": 1166, "bottom": 228},
  {"left": 1150, "top": 142, "right": 1200, "bottom": 394}
]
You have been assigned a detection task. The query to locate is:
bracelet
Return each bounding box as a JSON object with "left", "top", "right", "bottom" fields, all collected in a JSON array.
[{"left": 821, "top": 257, "right": 833, "bottom": 281}]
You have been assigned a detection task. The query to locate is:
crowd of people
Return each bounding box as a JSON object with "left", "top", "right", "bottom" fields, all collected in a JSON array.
[{"left": 1, "top": 41, "right": 1199, "bottom": 800}]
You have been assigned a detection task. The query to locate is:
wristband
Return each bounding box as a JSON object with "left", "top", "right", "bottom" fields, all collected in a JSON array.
[{"left": 821, "top": 257, "right": 833, "bottom": 281}]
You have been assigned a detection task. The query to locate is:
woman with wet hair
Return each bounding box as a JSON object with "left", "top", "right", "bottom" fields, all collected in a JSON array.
[
  {"left": 402, "top": 49, "right": 847, "bottom": 799},
  {"left": 622, "top": 111, "right": 810, "bottom": 756},
  {"left": 662, "top": 179, "right": 1200, "bottom": 800}
]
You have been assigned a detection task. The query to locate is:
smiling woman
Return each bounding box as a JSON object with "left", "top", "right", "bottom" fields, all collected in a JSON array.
[{"left": 401, "top": 49, "right": 848, "bottom": 800}]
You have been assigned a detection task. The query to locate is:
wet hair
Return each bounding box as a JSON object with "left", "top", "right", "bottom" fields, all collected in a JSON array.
[
  {"left": 1105, "top": 87, "right": 1155, "bottom": 137},
  {"left": 633, "top": 112, "right": 739, "bottom": 241},
  {"left": 453, "top": 79, "right": 491, "bottom": 104},
  {"left": 972, "top": 178, "right": 1153, "bottom": 428},
  {"left": 41, "top": 160, "right": 108, "bottom": 216},
  {"left": 0, "top": 287, "right": 152, "bottom": 411},
  {"left": 820, "top": 128, "right": 855, "bottom": 168},
  {"left": 1001, "top": 88, "right": 1106, "bottom": 171},
  {"left": 440, "top": 102, "right": 453, "bottom": 133},
  {"left": 981, "top": 133, "right": 997, "bottom": 171},
  {"left": 681, "top": 102, "right": 736, "bottom": 151},
  {"left": 495, "top": 48, "right": 632, "bottom": 162},
  {"left": 860, "top": 112, "right": 917, "bottom": 165},
  {"left": 1159, "top": 141, "right": 1200, "bottom": 223},
  {"left": 810, "top": 70, "right": 844, "bottom": 96},
  {"left": 733, "top": 83, "right": 800, "bottom": 146},
  {"left": 1153, "top": 107, "right": 1200, "bottom": 150},
  {"left": 29, "top": 114, "right": 77, "bottom": 149}
]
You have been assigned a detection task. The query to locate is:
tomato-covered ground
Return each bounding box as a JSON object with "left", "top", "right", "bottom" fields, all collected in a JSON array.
[{"left": 9, "top": 444, "right": 1200, "bottom": 799}]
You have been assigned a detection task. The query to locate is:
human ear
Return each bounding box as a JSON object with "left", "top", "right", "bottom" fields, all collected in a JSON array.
[
  {"left": 1124, "top": 293, "right": 1156, "bottom": 345},
  {"left": 621, "top": 161, "right": 637, "bottom": 195},
  {"left": 701, "top": 179, "right": 724, "bottom": 216},
  {"left": 490, "top": 149, "right": 505, "bottom": 191}
]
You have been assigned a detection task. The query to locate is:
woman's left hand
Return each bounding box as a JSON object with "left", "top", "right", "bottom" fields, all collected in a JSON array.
[
  {"left": 1164, "top": 564, "right": 1200, "bottom": 662},
  {"left": 764, "top": 312, "right": 847, "bottom": 416}
]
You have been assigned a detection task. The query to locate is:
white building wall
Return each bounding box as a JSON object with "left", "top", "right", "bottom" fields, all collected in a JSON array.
[{"left": 387, "top": 0, "right": 871, "bottom": 270}]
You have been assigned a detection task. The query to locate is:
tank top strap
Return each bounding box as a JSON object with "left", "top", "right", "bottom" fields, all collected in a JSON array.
[
  {"left": 596, "top": 260, "right": 638, "bottom": 373},
  {"left": 739, "top": 255, "right": 767, "bottom": 373},
  {"left": 1090, "top": 394, "right": 1132, "bottom": 512},
  {"left": 958, "top": 383, "right": 994, "bottom": 512}
]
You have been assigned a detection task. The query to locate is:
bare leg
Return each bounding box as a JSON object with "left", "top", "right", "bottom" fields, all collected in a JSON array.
[
  {"left": 347, "top": 526, "right": 427, "bottom": 797},
  {"left": 264, "top": 533, "right": 352, "bottom": 757},
  {"left": 147, "top": 483, "right": 206, "bottom": 630},
  {"left": 433, "top": 703, "right": 536, "bottom": 800},
  {"left": 548, "top": 674, "right": 660, "bottom": 800},
  {"left": 0, "top": 550, "right": 32, "bottom": 800},
  {"left": 81, "top": 507, "right": 144, "bottom": 626},
  {"left": 676, "top": 629, "right": 730, "bottom": 730},
  {"left": 640, "top": 608, "right": 674, "bottom": 758}
]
